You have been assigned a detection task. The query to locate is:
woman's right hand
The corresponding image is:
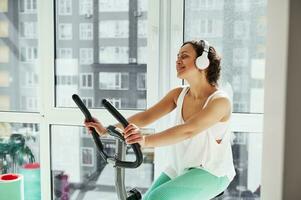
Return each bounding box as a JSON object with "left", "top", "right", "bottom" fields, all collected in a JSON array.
[{"left": 84, "top": 117, "right": 107, "bottom": 136}]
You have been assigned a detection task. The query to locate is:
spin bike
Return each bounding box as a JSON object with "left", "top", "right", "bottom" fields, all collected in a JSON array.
[{"left": 72, "top": 94, "right": 143, "bottom": 200}]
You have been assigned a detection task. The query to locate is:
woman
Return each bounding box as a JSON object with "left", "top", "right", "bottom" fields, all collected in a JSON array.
[{"left": 85, "top": 40, "right": 236, "bottom": 200}]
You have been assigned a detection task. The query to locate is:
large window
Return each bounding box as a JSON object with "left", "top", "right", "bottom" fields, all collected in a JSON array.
[
  {"left": 55, "top": 0, "right": 148, "bottom": 110},
  {"left": 185, "top": 0, "right": 266, "bottom": 199}
]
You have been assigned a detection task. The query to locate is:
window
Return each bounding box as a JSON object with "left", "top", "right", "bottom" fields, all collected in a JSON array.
[
  {"left": 98, "top": 0, "right": 129, "bottom": 12},
  {"left": 184, "top": 0, "right": 267, "bottom": 198},
  {"left": 0, "top": 20, "right": 9, "bottom": 37},
  {"left": 0, "top": 45, "right": 9, "bottom": 63},
  {"left": 58, "top": 0, "right": 72, "bottom": 15},
  {"left": 99, "top": 47, "right": 129, "bottom": 64},
  {"left": 79, "top": 0, "right": 92, "bottom": 16},
  {"left": 80, "top": 48, "right": 93, "bottom": 65},
  {"left": 235, "top": 0, "right": 250, "bottom": 12},
  {"left": 99, "top": 72, "right": 129, "bottom": 90},
  {"left": 99, "top": 20, "right": 129, "bottom": 38},
  {"left": 80, "top": 73, "right": 93, "bottom": 89},
  {"left": 19, "top": 0, "right": 37, "bottom": 13},
  {"left": 0, "top": 0, "right": 8, "bottom": 12},
  {"left": 234, "top": 20, "right": 250, "bottom": 39},
  {"left": 137, "top": 98, "right": 146, "bottom": 109},
  {"left": 137, "top": 73, "right": 146, "bottom": 90},
  {"left": 19, "top": 22, "right": 37, "bottom": 39},
  {"left": 58, "top": 23, "right": 72, "bottom": 40},
  {"left": 24, "top": 71, "right": 38, "bottom": 87},
  {"left": 20, "top": 47, "right": 38, "bottom": 62},
  {"left": 58, "top": 48, "right": 73, "bottom": 58},
  {"left": 82, "top": 97, "right": 93, "bottom": 108},
  {"left": 233, "top": 48, "right": 249, "bottom": 67},
  {"left": 79, "top": 23, "right": 93, "bottom": 40},
  {"left": 0, "top": 71, "right": 9, "bottom": 87},
  {"left": 107, "top": 98, "right": 121, "bottom": 109}
]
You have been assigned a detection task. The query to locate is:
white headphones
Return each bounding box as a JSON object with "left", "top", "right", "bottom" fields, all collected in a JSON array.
[{"left": 196, "top": 40, "right": 210, "bottom": 70}]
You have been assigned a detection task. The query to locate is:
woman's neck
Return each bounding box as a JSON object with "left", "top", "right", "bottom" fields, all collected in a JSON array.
[{"left": 185, "top": 74, "right": 217, "bottom": 100}]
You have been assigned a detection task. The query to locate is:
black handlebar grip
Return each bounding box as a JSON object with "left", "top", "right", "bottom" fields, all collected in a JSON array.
[
  {"left": 102, "top": 99, "right": 129, "bottom": 128},
  {"left": 72, "top": 94, "right": 107, "bottom": 162}
]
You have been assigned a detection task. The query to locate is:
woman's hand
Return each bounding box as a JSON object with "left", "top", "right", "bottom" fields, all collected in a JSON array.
[
  {"left": 123, "top": 124, "right": 145, "bottom": 147},
  {"left": 84, "top": 117, "right": 107, "bottom": 136}
]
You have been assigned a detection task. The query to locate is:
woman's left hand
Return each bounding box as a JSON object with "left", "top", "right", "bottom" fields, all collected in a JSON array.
[{"left": 123, "top": 123, "right": 145, "bottom": 147}]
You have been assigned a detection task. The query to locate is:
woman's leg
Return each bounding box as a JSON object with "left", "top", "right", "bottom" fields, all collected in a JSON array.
[
  {"left": 142, "top": 172, "right": 171, "bottom": 200},
  {"left": 147, "top": 168, "right": 230, "bottom": 200}
]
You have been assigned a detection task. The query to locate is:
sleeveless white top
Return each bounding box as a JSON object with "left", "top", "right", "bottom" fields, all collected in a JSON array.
[{"left": 164, "top": 86, "right": 236, "bottom": 181}]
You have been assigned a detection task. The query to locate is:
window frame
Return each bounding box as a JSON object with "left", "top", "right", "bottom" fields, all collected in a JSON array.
[{"left": 0, "top": 0, "right": 282, "bottom": 199}]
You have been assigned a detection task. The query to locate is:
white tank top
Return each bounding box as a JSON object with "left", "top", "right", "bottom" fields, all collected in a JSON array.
[{"left": 164, "top": 86, "right": 236, "bottom": 181}]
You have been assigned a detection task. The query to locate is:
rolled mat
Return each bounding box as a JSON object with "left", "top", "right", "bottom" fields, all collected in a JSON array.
[
  {"left": 0, "top": 173, "right": 24, "bottom": 200},
  {"left": 19, "top": 163, "right": 41, "bottom": 200}
]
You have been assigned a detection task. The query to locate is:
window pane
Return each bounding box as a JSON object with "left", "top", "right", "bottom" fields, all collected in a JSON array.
[
  {"left": 184, "top": 0, "right": 267, "bottom": 114},
  {"left": 55, "top": 0, "right": 148, "bottom": 110},
  {"left": 214, "top": 132, "right": 262, "bottom": 199},
  {"left": 51, "top": 125, "right": 154, "bottom": 200},
  {"left": 0, "top": 1, "right": 39, "bottom": 112},
  {"left": 0, "top": 122, "right": 41, "bottom": 199}
]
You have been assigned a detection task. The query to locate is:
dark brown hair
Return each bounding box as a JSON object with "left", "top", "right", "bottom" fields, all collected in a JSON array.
[{"left": 182, "top": 40, "right": 221, "bottom": 86}]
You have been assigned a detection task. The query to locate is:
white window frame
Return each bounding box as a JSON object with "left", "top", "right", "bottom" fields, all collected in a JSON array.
[
  {"left": 79, "top": 48, "right": 93, "bottom": 65},
  {"left": 79, "top": 23, "right": 93, "bottom": 40},
  {"left": 19, "top": 0, "right": 37, "bottom": 14},
  {"left": 99, "top": 72, "right": 129, "bottom": 90},
  {"left": 80, "top": 73, "right": 93, "bottom": 89},
  {"left": 58, "top": 48, "right": 73, "bottom": 58},
  {"left": 79, "top": 0, "right": 92, "bottom": 16},
  {"left": 20, "top": 46, "right": 38, "bottom": 63},
  {"left": 58, "top": 23, "right": 72, "bottom": 40},
  {"left": 0, "top": 0, "right": 286, "bottom": 199},
  {"left": 19, "top": 22, "right": 37, "bottom": 39},
  {"left": 82, "top": 97, "right": 93, "bottom": 108},
  {"left": 58, "top": 0, "right": 72, "bottom": 15},
  {"left": 137, "top": 73, "right": 146, "bottom": 90},
  {"left": 106, "top": 98, "right": 121, "bottom": 109}
]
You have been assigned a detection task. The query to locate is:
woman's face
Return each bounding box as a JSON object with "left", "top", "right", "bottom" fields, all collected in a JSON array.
[{"left": 176, "top": 43, "right": 198, "bottom": 79}]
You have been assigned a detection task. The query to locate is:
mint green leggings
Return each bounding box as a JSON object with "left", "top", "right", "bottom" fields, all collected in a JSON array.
[{"left": 143, "top": 168, "right": 230, "bottom": 200}]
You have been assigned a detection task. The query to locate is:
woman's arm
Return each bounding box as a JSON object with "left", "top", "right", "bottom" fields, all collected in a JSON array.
[
  {"left": 85, "top": 87, "right": 183, "bottom": 135},
  {"left": 124, "top": 97, "right": 231, "bottom": 147},
  {"left": 114, "top": 87, "right": 182, "bottom": 129}
]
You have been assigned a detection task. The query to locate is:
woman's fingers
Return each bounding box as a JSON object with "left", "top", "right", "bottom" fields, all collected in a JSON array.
[{"left": 126, "top": 134, "right": 143, "bottom": 144}]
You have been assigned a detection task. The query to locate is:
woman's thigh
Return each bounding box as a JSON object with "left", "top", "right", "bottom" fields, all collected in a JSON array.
[{"left": 146, "top": 168, "right": 230, "bottom": 200}]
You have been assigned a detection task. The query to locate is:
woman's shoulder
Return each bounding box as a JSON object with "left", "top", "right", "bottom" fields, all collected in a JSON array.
[{"left": 168, "top": 86, "right": 189, "bottom": 104}]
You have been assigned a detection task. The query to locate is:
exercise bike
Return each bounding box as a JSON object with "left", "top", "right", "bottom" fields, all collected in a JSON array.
[{"left": 72, "top": 94, "right": 143, "bottom": 200}]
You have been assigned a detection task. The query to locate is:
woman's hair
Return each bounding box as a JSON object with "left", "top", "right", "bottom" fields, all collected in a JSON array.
[{"left": 182, "top": 40, "right": 221, "bottom": 86}]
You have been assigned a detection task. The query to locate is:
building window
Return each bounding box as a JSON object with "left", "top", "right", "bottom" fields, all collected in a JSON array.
[
  {"left": 235, "top": 0, "right": 250, "bottom": 12},
  {"left": 99, "top": 20, "right": 129, "bottom": 38},
  {"left": 99, "top": 72, "right": 129, "bottom": 90},
  {"left": 20, "top": 47, "right": 38, "bottom": 62},
  {"left": 58, "top": 0, "right": 72, "bottom": 15},
  {"left": 0, "top": 20, "right": 9, "bottom": 37},
  {"left": 0, "top": 0, "right": 8, "bottom": 12},
  {"left": 82, "top": 97, "right": 93, "bottom": 108},
  {"left": 99, "top": 47, "right": 129, "bottom": 64},
  {"left": 25, "top": 96, "right": 38, "bottom": 110},
  {"left": 137, "top": 99, "right": 146, "bottom": 109},
  {"left": 58, "top": 48, "right": 73, "bottom": 59},
  {"left": 98, "top": 0, "right": 129, "bottom": 12},
  {"left": 24, "top": 71, "right": 38, "bottom": 87},
  {"left": 19, "top": 22, "right": 37, "bottom": 39},
  {"left": 80, "top": 147, "right": 94, "bottom": 167},
  {"left": 79, "top": 0, "right": 92, "bottom": 16},
  {"left": 233, "top": 48, "right": 249, "bottom": 67},
  {"left": 58, "top": 23, "right": 72, "bottom": 40},
  {"left": 80, "top": 48, "right": 93, "bottom": 65},
  {"left": 79, "top": 23, "right": 93, "bottom": 40},
  {"left": 234, "top": 20, "right": 250, "bottom": 39},
  {"left": 137, "top": 73, "right": 146, "bottom": 90},
  {"left": 0, "top": 71, "right": 9, "bottom": 87},
  {"left": 80, "top": 73, "right": 93, "bottom": 89},
  {"left": 19, "top": 0, "right": 37, "bottom": 13},
  {"left": 0, "top": 45, "right": 9, "bottom": 63},
  {"left": 56, "top": 75, "right": 76, "bottom": 85},
  {"left": 106, "top": 98, "right": 121, "bottom": 109}
]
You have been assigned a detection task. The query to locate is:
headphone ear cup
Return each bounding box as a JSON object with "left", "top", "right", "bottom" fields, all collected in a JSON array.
[{"left": 196, "top": 53, "right": 210, "bottom": 70}]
